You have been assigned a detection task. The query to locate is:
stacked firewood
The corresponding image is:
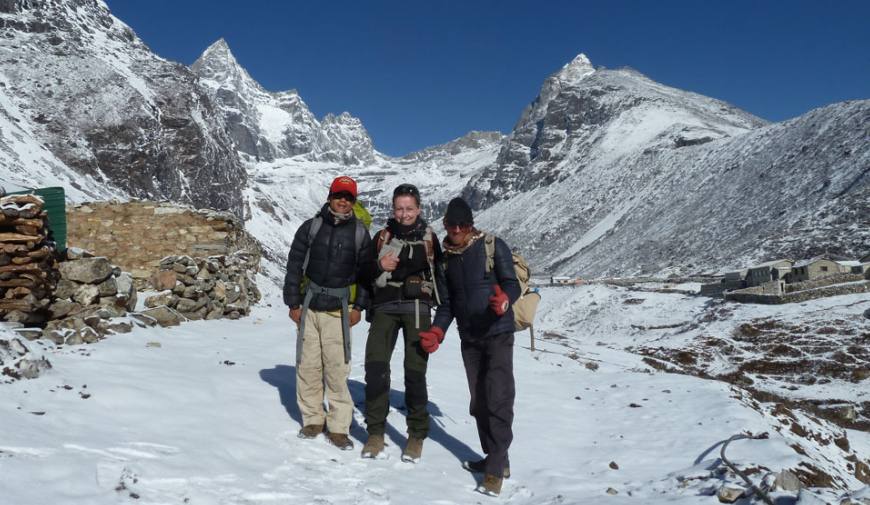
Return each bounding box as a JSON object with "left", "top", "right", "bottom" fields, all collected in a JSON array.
[{"left": 0, "top": 194, "right": 58, "bottom": 325}]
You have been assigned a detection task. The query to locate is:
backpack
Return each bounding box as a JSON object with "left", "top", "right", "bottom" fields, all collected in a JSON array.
[
  {"left": 476, "top": 234, "right": 542, "bottom": 332},
  {"left": 301, "top": 201, "right": 371, "bottom": 303},
  {"left": 374, "top": 226, "right": 441, "bottom": 305}
]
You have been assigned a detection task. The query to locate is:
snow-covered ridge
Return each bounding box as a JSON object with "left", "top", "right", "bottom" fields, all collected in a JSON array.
[{"left": 191, "top": 39, "right": 376, "bottom": 165}]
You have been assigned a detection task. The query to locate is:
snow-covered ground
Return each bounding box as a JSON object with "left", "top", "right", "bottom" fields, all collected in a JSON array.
[{"left": 1, "top": 282, "right": 868, "bottom": 504}]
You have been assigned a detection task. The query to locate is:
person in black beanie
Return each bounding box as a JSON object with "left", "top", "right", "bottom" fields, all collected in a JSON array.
[
  {"left": 419, "top": 196, "right": 520, "bottom": 497},
  {"left": 360, "top": 184, "right": 448, "bottom": 463}
]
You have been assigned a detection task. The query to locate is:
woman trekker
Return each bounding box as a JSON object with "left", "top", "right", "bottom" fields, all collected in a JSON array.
[{"left": 361, "top": 183, "right": 444, "bottom": 463}]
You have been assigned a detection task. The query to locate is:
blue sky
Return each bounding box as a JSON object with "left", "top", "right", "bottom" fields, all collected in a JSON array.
[{"left": 108, "top": 0, "right": 869, "bottom": 156}]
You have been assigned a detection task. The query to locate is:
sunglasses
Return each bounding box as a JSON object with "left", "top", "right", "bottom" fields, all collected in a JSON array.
[
  {"left": 442, "top": 219, "right": 471, "bottom": 230},
  {"left": 330, "top": 191, "right": 356, "bottom": 203},
  {"left": 393, "top": 184, "right": 420, "bottom": 198}
]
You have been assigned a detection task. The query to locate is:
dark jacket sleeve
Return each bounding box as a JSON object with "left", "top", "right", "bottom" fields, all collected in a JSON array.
[
  {"left": 352, "top": 227, "right": 374, "bottom": 311},
  {"left": 493, "top": 238, "right": 521, "bottom": 305},
  {"left": 431, "top": 237, "right": 453, "bottom": 332},
  {"left": 283, "top": 219, "right": 312, "bottom": 308}
]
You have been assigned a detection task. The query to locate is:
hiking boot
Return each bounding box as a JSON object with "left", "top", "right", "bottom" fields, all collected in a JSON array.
[
  {"left": 401, "top": 437, "right": 424, "bottom": 463},
  {"left": 462, "top": 459, "right": 511, "bottom": 479},
  {"left": 326, "top": 432, "right": 354, "bottom": 451},
  {"left": 361, "top": 434, "right": 385, "bottom": 459},
  {"left": 297, "top": 424, "right": 324, "bottom": 439},
  {"left": 476, "top": 474, "right": 503, "bottom": 497}
]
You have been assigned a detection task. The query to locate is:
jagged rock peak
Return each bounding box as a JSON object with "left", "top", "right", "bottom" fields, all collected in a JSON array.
[{"left": 192, "top": 38, "right": 263, "bottom": 93}]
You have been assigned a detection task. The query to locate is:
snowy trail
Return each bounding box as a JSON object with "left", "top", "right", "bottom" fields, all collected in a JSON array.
[{"left": 0, "top": 285, "right": 863, "bottom": 503}]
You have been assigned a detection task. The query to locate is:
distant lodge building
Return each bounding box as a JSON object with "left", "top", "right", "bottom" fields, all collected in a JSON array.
[{"left": 700, "top": 254, "right": 870, "bottom": 299}]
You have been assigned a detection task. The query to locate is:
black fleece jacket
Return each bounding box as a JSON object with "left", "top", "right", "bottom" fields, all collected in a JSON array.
[{"left": 283, "top": 204, "right": 373, "bottom": 312}]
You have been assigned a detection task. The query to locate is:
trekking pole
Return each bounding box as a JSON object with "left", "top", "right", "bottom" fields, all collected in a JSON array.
[
  {"left": 529, "top": 324, "right": 535, "bottom": 352},
  {"left": 719, "top": 433, "right": 775, "bottom": 505}
]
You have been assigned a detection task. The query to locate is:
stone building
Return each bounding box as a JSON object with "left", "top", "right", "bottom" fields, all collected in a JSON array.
[
  {"left": 746, "top": 259, "right": 793, "bottom": 287},
  {"left": 66, "top": 201, "right": 261, "bottom": 286},
  {"left": 791, "top": 257, "right": 843, "bottom": 283}
]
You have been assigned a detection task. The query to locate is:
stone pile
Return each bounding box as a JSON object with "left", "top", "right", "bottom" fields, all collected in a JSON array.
[
  {"left": 140, "top": 252, "right": 260, "bottom": 326},
  {"left": 41, "top": 249, "right": 137, "bottom": 345},
  {"left": 0, "top": 194, "right": 59, "bottom": 326}
]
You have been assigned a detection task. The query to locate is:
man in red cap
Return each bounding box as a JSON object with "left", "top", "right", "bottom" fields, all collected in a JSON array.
[
  {"left": 419, "top": 197, "right": 520, "bottom": 497},
  {"left": 283, "top": 175, "right": 373, "bottom": 451}
]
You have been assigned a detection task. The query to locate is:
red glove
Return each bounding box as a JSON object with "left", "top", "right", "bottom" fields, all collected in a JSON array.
[
  {"left": 419, "top": 326, "right": 445, "bottom": 354},
  {"left": 489, "top": 285, "right": 509, "bottom": 316}
]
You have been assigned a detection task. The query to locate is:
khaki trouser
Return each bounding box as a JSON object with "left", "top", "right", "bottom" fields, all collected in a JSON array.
[{"left": 296, "top": 309, "right": 353, "bottom": 434}]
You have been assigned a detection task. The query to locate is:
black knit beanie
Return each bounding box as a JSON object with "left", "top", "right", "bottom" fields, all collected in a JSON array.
[{"left": 444, "top": 197, "right": 474, "bottom": 226}]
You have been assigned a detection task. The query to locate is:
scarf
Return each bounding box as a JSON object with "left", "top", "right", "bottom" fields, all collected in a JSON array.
[
  {"left": 442, "top": 227, "right": 483, "bottom": 256},
  {"left": 386, "top": 217, "right": 428, "bottom": 241},
  {"left": 326, "top": 205, "right": 353, "bottom": 225}
]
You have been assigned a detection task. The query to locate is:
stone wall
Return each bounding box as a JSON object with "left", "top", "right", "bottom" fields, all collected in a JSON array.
[
  {"left": 725, "top": 280, "right": 870, "bottom": 304},
  {"left": 785, "top": 273, "right": 865, "bottom": 293},
  {"left": 66, "top": 201, "right": 261, "bottom": 285}
]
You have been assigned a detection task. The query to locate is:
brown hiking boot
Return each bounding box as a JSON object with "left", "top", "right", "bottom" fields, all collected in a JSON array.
[
  {"left": 462, "top": 459, "right": 511, "bottom": 479},
  {"left": 326, "top": 432, "right": 354, "bottom": 451},
  {"left": 476, "top": 474, "right": 503, "bottom": 497},
  {"left": 297, "top": 424, "right": 324, "bottom": 439},
  {"left": 401, "top": 436, "right": 424, "bottom": 463},
  {"left": 361, "top": 434, "right": 385, "bottom": 459}
]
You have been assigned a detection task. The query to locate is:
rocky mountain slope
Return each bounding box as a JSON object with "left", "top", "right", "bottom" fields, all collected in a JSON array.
[{"left": 0, "top": 0, "right": 245, "bottom": 214}]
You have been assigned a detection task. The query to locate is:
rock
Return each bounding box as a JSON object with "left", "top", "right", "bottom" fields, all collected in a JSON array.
[
  {"left": 17, "top": 358, "right": 51, "bottom": 379},
  {"left": 106, "top": 320, "right": 133, "bottom": 334},
  {"left": 66, "top": 247, "right": 94, "bottom": 260},
  {"left": 184, "top": 265, "right": 198, "bottom": 276},
  {"left": 8, "top": 338, "right": 27, "bottom": 355},
  {"left": 227, "top": 310, "right": 240, "bottom": 320},
  {"left": 96, "top": 276, "right": 118, "bottom": 297},
  {"left": 182, "top": 285, "right": 198, "bottom": 299},
  {"left": 183, "top": 306, "right": 208, "bottom": 321},
  {"left": 80, "top": 326, "right": 100, "bottom": 343},
  {"left": 196, "top": 267, "right": 211, "bottom": 280},
  {"left": 775, "top": 470, "right": 802, "bottom": 492},
  {"left": 151, "top": 270, "right": 177, "bottom": 291},
  {"left": 864, "top": 308, "right": 870, "bottom": 320},
  {"left": 177, "top": 273, "right": 196, "bottom": 286},
  {"left": 73, "top": 283, "right": 101, "bottom": 306},
  {"left": 97, "top": 297, "right": 128, "bottom": 317},
  {"left": 172, "top": 263, "right": 187, "bottom": 274},
  {"left": 717, "top": 485, "right": 745, "bottom": 503},
  {"left": 48, "top": 299, "right": 83, "bottom": 319},
  {"left": 213, "top": 280, "right": 227, "bottom": 301},
  {"left": 13, "top": 328, "right": 43, "bottom": 340},
  {"left": 172, "top": 281, "right": 186, "bottom": 295},
  {"left": 176, "top": 297, "right": 199, "bottom": 313},
  {"left": 144, "top": 291, "right": 177, "bottom": 309},
  {"left": 138, "top": 306, "right": 185, "bottom": 327},
  {"left": 205, "top": 304, "right": 224, "bottom": 320},
  {"left": 609, "top": 461, "right": 619, "bottom": 470},
  {"left": 42, "top": 328, "right": 69, "bottom": 344},
  {"left": 129, "top": 313, "right": 158, "bottom": 328},
  {"left": 225, "top": 283, "right": 241, "bottom": 303},
  {"left": 54, "top": 279, "right": 79, "bottom": 300},
  {"left": 83, "top": 315, "right": 103, "bottom": 329},
  {"left": 65, "top": 332, "right": 84, "bottom": 345},
  {"left": 606, "top": 488, "right": 618, "bottom": 495},
  {"left": 58, "top": 257, "right": 113, "bottom": 284},
  {"left": 115, "top": 272, "right": 136, "bottom": 306}
]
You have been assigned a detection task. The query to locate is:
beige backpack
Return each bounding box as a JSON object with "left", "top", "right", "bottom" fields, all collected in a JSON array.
[{"left": 482, "top": 234, "right": 541, "bottom": 332}]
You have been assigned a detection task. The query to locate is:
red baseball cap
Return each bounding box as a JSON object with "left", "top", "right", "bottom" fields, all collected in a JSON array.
[{"left": 329, "top": 176, "right": 358, "bottom": 198}]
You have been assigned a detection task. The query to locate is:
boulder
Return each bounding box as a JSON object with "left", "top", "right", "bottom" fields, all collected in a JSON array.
[
  {"left": 144, "top": 291, "right": 177, "bottom": 309},
  {"left": 115, "top": 272, "right": 137, "bottom": 311},
  {"left": 73, "top": 284, "right": 100, "bottom": 306},
  {"left": 96, "top": 276, "right": 118, "bottom": 297},
  {"left": 138, "top": 306, "right": 185, "bottom": 327},
  {"left": 54, "top": 279, "right": 79, "bottom": 300},
  {"left": 774, "top": 470, "right": 802, "bottom": 492},
  {"left": 175, "top": 297, "right": 199, "bottom": 313},
  {"left": 717, "top": 486, "right": 745, "bottom": 503},
  {"left": 151, "top": 270, "right": 177, "bottom": 291},
  {"left": 48, "top": 299, "right": 83, "bottom": 319},
  {"left": 106, "top": 320, "right": 134, "bottom": 334},
  {"left": 58, "top": 257, "right": 113, "bottom": 284}
]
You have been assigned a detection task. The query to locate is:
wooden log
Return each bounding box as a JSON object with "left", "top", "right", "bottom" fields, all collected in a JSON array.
[
  {"left": 20, "top": 272, "right": 48, "bottom": 282},
  {"left": 0, "top": 232, "right": 44, "bottom": 243},
  {"left": 0, "top": 194, "right": 44, "bottom": 209},
  {"left": 9, "top": 218, "right": 44, "bottom": 229},
  {"left": 11, "top": 256, "right": 33, "bottom": 265},
  {"left": 5, "top": 286, "right": 32, "bottom": 298},
  {"left": 0, "top": 243, "right": 30, "bottom": 254},
  {"left": 1, "top": 208, "right": 19, "bottom": 218},
  {"left": 0, "top": 279, "right": 36, "bottom": 288},
  {"left": 14, "top": 225, "right": 40, "bottom": 235},
  {"left": 27, "top": 246, "right": 52, "bottom": 259},
  {"left": 0, "top": 263, "right": 41, "bottom": 274},
  {"left": 0, "top": 299, "right": 34, "bottom": 311}
]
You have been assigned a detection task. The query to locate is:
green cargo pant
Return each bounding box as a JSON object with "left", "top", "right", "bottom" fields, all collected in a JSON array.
[{"left": 364, "top": 310, "right": 431, "bottom": 439}]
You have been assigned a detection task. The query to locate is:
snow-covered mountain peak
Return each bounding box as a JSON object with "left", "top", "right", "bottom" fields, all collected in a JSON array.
[
  {"left": 192, "top": 38, "right": 264, "bottom": 96},
  {"left": 556, "top": 53, "right": 596, "bottom": 84}
]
